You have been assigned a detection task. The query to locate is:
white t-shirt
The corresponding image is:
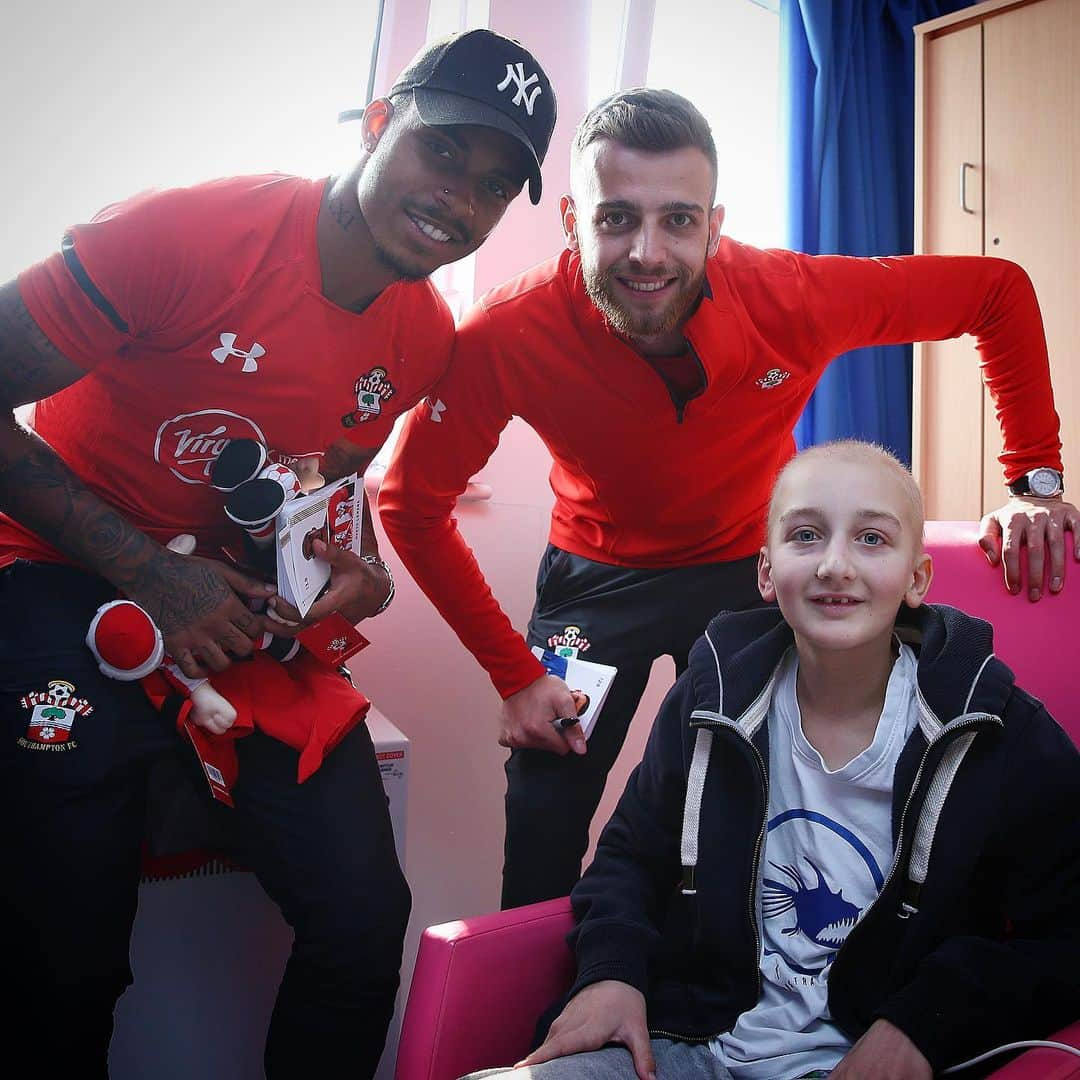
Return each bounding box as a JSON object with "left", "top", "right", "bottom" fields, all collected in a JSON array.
[{"left": 711, "top": 643, "right": 920, "bottom": 1079}]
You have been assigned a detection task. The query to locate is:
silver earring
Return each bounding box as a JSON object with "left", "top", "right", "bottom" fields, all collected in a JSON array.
[{"left": 443, "top": 187, "right": 451, "bottom": 195}]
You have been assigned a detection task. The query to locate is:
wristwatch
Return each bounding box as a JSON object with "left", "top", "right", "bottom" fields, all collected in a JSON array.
[
  {"left": 1007, "top": 467, "right": 1064, "bottom": 499},
  {"left": 358, "top": 553, "right": 395, "bottom": 615}
]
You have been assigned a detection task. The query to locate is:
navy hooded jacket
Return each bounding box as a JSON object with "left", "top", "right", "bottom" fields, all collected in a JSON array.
[{"left": 558, "top": 603, "right": 1080, "bottom": 1073}]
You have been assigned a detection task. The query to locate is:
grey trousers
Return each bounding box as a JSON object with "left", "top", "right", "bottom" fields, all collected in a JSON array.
[{"left": 460, "top": 1038, "right": 734, "bottom": 1079}]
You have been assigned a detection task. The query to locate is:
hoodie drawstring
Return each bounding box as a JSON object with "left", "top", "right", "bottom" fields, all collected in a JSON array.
[
  {"left": 681, "top": 727, "right": 715, "bottom": 894},
  {"left": 899, "top": 729, "right": 980, "bottom": 918}
]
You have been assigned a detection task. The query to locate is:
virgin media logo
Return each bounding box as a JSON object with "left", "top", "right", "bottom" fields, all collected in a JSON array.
[{"left": 154, "top": 409, "right": 268, "bottom": 485}]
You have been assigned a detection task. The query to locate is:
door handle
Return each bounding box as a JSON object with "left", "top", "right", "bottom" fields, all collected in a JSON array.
[{"left": 960, "top": 162, "right": 977, "bottom": 214}]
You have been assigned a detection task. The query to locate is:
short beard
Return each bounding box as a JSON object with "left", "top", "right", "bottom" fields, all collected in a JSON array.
[
  {"left": 372, "top": 239, "right": 431, "bottom": 283},
  {"left": 582, "top": 261, "right": 704, "bottom": 339}
]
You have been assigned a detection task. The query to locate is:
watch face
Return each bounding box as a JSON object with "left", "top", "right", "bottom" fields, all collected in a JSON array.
[{"left": 1029, "top": 468, "right": 1062, "bottom": 497}]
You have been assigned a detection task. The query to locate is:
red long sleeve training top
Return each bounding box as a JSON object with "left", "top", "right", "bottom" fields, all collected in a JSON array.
[{"left": 378, "top": 241, "right": 1061, "bottom": 699}]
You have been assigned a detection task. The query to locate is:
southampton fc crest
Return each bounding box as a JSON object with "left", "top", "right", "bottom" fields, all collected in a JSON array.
[
  {"left": 342, "top": 366, "right": 397, "bottom": 428},
  {"left": 18, "top": 679, "right": 95, "bottom": 752},
  {"left": 547, "top": 625, "right": 591, "bottom": 658},
  {"left": 756, "top": 367, "right": 791, "bottom": 390}
]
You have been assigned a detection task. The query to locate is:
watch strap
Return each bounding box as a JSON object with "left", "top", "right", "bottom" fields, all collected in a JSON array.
[{"left": 1007, "top": 468, "right": 1064, "bottom": 498}]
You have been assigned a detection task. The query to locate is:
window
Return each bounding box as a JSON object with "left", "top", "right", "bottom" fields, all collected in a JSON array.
[
  {"left": 587, "top": 0, "right": 783, "bottom": 249},
  {"left": 647, "top": 0, "right": 782, "bottom": 248},
  {"left": 1, "top": 0, "right": 381, "bottom": 282}
]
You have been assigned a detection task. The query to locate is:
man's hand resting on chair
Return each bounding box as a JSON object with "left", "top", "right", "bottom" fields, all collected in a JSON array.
[
  {"left": 514, "top": 980, "right": 656, "bottom": 1080},
  {"left": 979, "top": 496, "right": 1080, "bottom": 601}
]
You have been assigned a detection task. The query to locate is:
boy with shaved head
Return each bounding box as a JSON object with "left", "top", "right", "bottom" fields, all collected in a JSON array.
[{"left": 466, "top": 441, "right": 1080, "bottom": 1080}]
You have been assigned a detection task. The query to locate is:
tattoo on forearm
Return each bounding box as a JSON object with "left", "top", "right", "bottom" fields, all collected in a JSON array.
[
  {"left": 2, "top": 438, "right": 142, "bottom": 559},
  {"left": 141, "top": 553, "right": 232, "bottom": 634},
  {"left": 0, "top": 435, "right": 229, "bottom": 632},
  {"left": 0, "top": 283, "right": 235, "bottom": 634},
  {"left": 0, "top": 286, "right": 70, "bottom": 404}
]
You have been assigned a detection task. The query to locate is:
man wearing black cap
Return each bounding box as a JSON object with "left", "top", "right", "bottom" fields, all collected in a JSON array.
[{"left": 0, "top": 28, "right": 555, "bottom": 1079}]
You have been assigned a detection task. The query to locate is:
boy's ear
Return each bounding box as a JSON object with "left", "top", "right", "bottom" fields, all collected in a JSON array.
[
  {"left": 904, "top": 551, "right": 934, "bottom": 609},
  {"left": 561, "top": 195, "right": 579, "bottom": 251},
  {"left": 757, "top": 547, "right": 776, "bottom": 603}
]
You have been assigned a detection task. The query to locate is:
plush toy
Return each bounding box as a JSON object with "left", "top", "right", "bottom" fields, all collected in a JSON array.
[
  {"left": 85, "top": 442, "right": 369, "bottom": 744},
  {"left": 213, "top": 439, "right": 304, "bottom": 580},
  {"left": 86, "top": 540, "right": 301, "bottom": 736},
  {"left": 85, "top": 442, "right": 305, "bottom": 734},
  {"left": 86, "top": 597, "right": 239, "bottom": 734}
]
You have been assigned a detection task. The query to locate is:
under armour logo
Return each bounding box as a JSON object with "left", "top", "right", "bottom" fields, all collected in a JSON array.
[
  {"left": 496, "top": 63, "right": 542, "bottom": 115},
  {"left": 211, "top": 332, "right": 265, "bottom": 373},
  {"left": 428, "top": 397, "right": 447, "bottom": 423}
]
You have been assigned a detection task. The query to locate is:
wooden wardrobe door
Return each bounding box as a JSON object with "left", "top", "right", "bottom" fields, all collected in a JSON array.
[
  {"left": 982, "top": 0, "right": 1080, "bottom": 509},
  {"left": 913, "top": 22, "right": 985, "bottom": 519}
]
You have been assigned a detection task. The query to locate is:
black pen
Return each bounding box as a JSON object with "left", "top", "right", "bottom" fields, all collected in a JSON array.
[{"left": 551, "top": 715, "right": 580, "bottom": 731}]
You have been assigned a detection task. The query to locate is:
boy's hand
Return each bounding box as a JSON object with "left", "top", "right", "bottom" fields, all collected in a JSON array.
[
  {"left": 515, "top": 980, "right": 655, "bottom": 1080},
  {"left": 979, "top": 496, "right": 1080, "bottom": 600},
  {"left": 831, "top": 1020, "right": 931, "bottom": 1079},
  {"left": 499, "top": 674, "right": 587, "bottom": 756}
]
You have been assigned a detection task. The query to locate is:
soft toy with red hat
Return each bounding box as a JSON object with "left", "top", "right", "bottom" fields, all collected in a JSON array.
[{"left": 86, "top": 596, "right": 239, "bottom": 735}]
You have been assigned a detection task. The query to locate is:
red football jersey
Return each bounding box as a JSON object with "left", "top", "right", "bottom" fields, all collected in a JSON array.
[{"left": 7, "top": 174, "right": 455, "bottom": 563}]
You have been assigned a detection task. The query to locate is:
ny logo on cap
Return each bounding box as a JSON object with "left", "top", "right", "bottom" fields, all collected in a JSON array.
[{"left": 497, "top": 62, "right": 542, "bottom": 115}]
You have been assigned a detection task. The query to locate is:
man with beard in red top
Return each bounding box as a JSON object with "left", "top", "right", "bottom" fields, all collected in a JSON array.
[
  {"left": 378, "top": 88, "right": 1080, "bottom": 910},
  {"left": 0, "top": 29, "right": 555, "bottom": 1077}
]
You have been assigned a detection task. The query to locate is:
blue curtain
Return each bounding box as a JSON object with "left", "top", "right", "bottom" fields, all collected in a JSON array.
[{"left": 782, "top": 0, "right": 975, "bottom": 464}]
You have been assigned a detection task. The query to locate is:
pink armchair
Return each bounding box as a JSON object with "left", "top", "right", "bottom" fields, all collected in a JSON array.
[{"left": 397, "top": 522, "right": 1080, "bottom": 1080}]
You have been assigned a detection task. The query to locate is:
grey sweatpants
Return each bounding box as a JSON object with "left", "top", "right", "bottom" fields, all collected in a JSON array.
[{"left": 460, "top": 1038, "right": 734, "bottom": 1079}]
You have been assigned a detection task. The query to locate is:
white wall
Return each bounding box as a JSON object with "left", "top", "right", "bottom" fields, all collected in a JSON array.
[{"left": 1, "top": 0, "right": 379, "bottom": 282}]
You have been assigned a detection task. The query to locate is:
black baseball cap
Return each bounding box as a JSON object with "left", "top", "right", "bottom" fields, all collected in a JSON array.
[{"left": 343, "top": 29, "right": 556, "bottom": 204}]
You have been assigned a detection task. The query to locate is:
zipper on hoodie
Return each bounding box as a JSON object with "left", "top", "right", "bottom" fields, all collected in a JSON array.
[
  {"left": 690, "top": 714, "right": 769, "bottom": 1002},
  {"left": 648, "top": 1027, "right": 712, "bottom": 1043},
  {"left": 833, "top": 712, "right": 1001, "bottom": 959}
]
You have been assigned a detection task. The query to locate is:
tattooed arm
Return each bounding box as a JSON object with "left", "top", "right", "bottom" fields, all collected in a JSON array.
[{"left": 0, "top": 280, "right": 276, "bottom": 677}]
